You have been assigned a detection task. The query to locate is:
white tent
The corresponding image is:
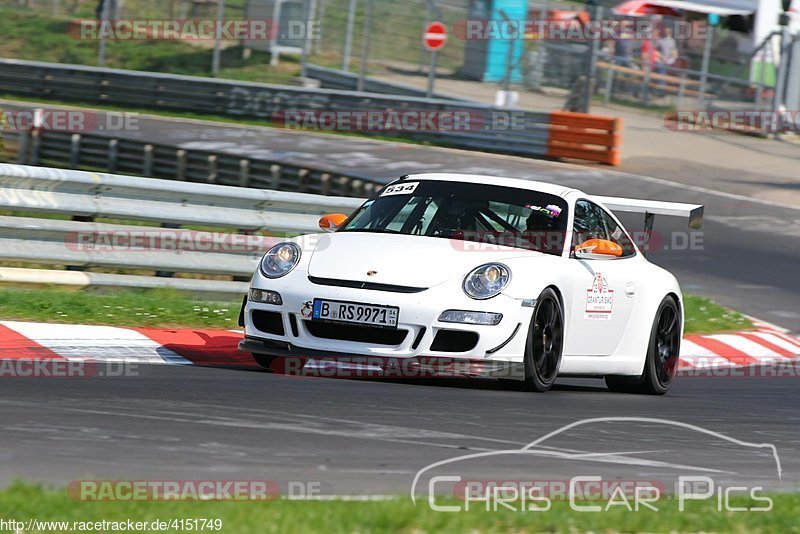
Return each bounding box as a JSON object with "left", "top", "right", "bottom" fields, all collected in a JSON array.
[{"left": 647, "top": 0, "right": 757, "bottom": 16}]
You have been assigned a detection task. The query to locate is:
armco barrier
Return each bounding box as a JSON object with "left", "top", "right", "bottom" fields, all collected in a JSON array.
[
  {"left": 0, "top": 58, "right": 621, "bottom": 165},
  {"left": 304, "top": 65, "right": 459, "bottom": 101},
  {"left": 547, "top": 111, "right": 622, "bottom": 166},
  {"left": 6, "top": 129, "right": 381, "bottom": 198},
  {"left": 0, "top": 164, "right": 364, "bottom": 292},
  {"left": 0, "top": 58, "right": 547, "bottom": 158}
]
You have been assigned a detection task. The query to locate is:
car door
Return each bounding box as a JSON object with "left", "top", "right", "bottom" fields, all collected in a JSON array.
[{"left": 564, "top": 199, "right": 640, "bottom": 357}]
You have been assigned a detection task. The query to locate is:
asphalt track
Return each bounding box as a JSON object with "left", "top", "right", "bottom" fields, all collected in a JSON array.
[
  {"left": 2, "top": 365, "right": 798, "bottom": 495},
  {"left": 2, "top": 104, "right": 800, "bottom": 497}
]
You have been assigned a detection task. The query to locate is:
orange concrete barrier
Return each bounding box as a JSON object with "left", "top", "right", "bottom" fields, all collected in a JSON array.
[{"left": 547, "top": 111, "right": 622, "bottom": 166}]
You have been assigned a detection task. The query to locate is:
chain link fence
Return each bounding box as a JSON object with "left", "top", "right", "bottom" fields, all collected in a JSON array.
[
  {"left": 0, "top": 0, "right": 467, "bottom": 78},
  {"left": 0, "top": 0, "right": 782, "bottom": 113},
  {"left": 308, "top": 0, "right": 468, "bottom": 75}
]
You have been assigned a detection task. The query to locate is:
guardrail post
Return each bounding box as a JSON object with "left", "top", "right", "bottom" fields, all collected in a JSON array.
[
  {"left": 16, "top": 131, "right": 30, "bottom": 164},
  {"left": 238, "top": 159, "right": 250, "bottom": 186},
  {"left": 107, "top": 139, "right": 118, "bottom": 173},
  {"left": 364, "top": 182, "right": 378, "bottom": 197},
  {"left": 155, "top": 223, "right": 178, "bottom": 279},
  {"left": 320, "top": 172, "right": 332, "bottom": 195},
  {"left": 337, "top": 176, "right": 350, "bottom": 195},
  {"left": 69, "top": 134, "right": 81, "bottom": 168},
  {"left": 207, "top": 155, "right": 218, "bottom": 183},
  {"left": 176, "top": 149, "right": 187, "bottom": 181},
  {"left": 642, "top": 65, "right": 651, "bottom": 107},
  {"left": 143, "top": 144, "right": 154, "bottom": 177},
  {"left": 29, "top": 131, "right": 41, "bottom": 165},
  {"left": 270, "top": 164, "right": 282, "bottom": 189},
  {"left": 298, "top": 169, "right": 309, "bottom": 192},
  {"left": 350, "top": 179, "right": 364, "bottom": 197}
]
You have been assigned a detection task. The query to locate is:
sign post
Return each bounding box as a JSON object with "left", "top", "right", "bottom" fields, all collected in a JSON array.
[{"left": 423, "top": 21, "right": 447, "bottom": 98}]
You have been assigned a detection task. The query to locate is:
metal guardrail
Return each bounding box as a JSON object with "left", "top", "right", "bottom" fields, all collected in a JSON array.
[
  {"left": 0, "top": 164, "right": 365, "bottom": 293},
  {"left": 0, "top": 58, "right": 552, "bottom": 159},
  {"left": 305, "top": 65, "right": 460, "bottom": 101},
  {"left": 5, "top": 129, "right": 381, "bottom": 198}
]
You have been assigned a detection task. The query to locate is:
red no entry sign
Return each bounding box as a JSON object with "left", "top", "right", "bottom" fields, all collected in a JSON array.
[{"left": 423, "top": 21, "right": 447, "bottom": 52}]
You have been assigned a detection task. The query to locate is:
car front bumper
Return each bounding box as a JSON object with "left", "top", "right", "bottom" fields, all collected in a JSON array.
[
  {"left": 239, "top": 337, "right": 526, "bottom": 379},
  {"left": 239, "top": 271, "right": 534, "bottom": 373}
]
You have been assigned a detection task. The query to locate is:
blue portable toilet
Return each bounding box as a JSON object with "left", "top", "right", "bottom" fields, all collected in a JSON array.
[{"left": 462, "top": 0, "right": 526, "bottom": 83}]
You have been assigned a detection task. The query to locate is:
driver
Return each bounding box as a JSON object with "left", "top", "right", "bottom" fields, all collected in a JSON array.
[
  {"left": 525, "top": 207, "right": 564, "bottom": 253},
  {"left": 433, "top": 198, "right": 481, "bottom": 236}
]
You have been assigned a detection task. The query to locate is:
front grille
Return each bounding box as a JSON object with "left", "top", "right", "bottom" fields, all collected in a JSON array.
[
  {"left": 252, "top": 310, "right": 285, "bottom": 336},
  {"left": 308, "top": 276, "right": 427, "bottom": 294},
  {"left": 430, "top": 329, "right": 479, "bottom": 352},
  {"left": 305, "top": 321, "right": 409, "bottom": 346}
]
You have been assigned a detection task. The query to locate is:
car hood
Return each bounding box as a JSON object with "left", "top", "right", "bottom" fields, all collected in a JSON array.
[{"left": 307, "top": 232, "right": 538, "bottom": 288}]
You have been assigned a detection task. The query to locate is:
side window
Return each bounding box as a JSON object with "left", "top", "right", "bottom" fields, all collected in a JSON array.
[
  {"left": 599, "top": 208, "right": 636, "bottom": 257},
  {"left": 572, "top": 200, "right": 608, "bottom": 248}
]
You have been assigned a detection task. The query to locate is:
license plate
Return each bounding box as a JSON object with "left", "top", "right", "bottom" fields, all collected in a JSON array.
[{"left": 312, "top": 299, "right": 399, "bottom": 328}]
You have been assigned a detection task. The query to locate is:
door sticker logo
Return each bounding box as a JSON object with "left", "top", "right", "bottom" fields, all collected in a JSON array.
[{"left": 585, "top": 273, "right": 614, "bottom": 320}]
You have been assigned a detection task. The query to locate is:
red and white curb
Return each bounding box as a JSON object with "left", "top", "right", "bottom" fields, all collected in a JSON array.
[
  {"left": 0, "top": 320, "right": 798, "bottom": 374},
  {"left": 0, "top": 321, "right": 250, "bottom": 367}
]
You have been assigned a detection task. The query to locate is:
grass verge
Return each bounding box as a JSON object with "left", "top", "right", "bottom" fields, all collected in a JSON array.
[
  {"left": 0, "top": 286, "right": 752, "bottom": 334},
  {"left": 0, "top": 287, "right": 240, "bottom": 329},
  {"left": 0, "top": 6, "right": 299, "bottom": 85},
  {"left": 1, "top": 482, "right": 798, "bottom": 533},
  {"left": 683, "top": 294, "right": 752, "bottom": 335}
]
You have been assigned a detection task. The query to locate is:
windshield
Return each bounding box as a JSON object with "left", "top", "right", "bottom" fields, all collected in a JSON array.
[{"left": 339, "top": 180, "right": 569, "bottom": 255}]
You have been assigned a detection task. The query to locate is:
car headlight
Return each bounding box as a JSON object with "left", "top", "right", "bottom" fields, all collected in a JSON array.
[
  {"left": 463, "top": 263, "right": 511, "bottom": 300},
  {"left": 260, "top": 242, "right": 301, "bottom": 278}
]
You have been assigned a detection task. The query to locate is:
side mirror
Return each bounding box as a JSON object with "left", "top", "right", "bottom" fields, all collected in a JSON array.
[
  {"left": 318, "top": 213, "right": 348, "bottom": 233},
  {"left": 574, "top": 238, "right": 623, "bottom": 260}
]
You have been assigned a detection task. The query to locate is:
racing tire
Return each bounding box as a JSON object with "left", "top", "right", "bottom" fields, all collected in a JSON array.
[
  {"left": 605, "top": 296, "right": 680, "bottom": 395},
  {"left": 500, "top": 287, "right": 563, "bottom": 392}
]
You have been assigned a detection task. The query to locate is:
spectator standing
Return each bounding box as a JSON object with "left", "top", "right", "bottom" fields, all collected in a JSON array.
[
  {"left": 657, "top": 26, "right": 679, "bottom": 74},
  {"left": 613, "top": 36, "right": 634, "bottom": 68}
]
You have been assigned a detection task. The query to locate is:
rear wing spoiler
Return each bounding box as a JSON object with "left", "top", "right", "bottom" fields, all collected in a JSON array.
[{"left": 592, "top": 195, "right": 704, "bottom": 256}]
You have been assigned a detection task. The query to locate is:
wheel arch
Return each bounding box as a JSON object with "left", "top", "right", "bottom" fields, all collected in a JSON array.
[
  {"left": 544, "top": 283, "right": 565, "bottom": 310},
  {"left": 665, "top": 290, "right": 684, "bottom": 341},
  {"left": 666, "top": 291, "right": 681, "bottom": 309}
]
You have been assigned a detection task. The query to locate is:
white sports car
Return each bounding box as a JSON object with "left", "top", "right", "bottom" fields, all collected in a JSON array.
[{"left": 239, "top": 173, "right": 703, "bottom": 394}]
